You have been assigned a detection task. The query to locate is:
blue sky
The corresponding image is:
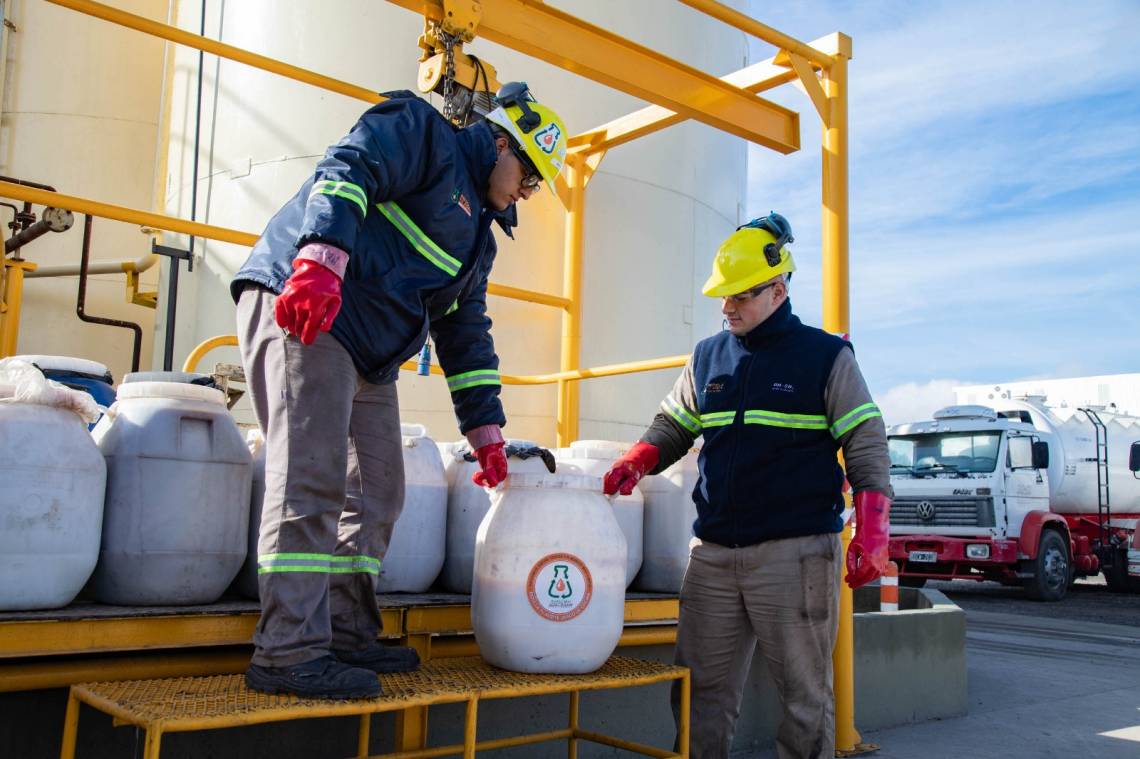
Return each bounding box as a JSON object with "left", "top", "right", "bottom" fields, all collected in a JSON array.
[{"left": 743, "top": 0, "right": 1140, "bottom": 423}]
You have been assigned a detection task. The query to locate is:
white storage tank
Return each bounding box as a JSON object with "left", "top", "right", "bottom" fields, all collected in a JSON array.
[
  {"left": 634, "top": 449, "right": 700, "bottom": 593},
  {"left": 162, "top": 1, "right": 748, "bottom": 445},
  {"left": 557, "top": 440, "right": 643, "bottom": 587},
  {"left": 0, "top": 370, "right": 106, "bottom": 610},
  {"left": 90, "top": 381, "right": 252, "bottom": 605},
  {"left": 376, "top": 424, "right": 448, "bottom": 593},
  {"left": 440, "top": 440, "right": 557, "bottom": 593},
  {"left": 996, "top": 400, "right": 1140, "bottom": 521},
  {"left": 472, "top": 472, "right": 626, "bottom": 673}
]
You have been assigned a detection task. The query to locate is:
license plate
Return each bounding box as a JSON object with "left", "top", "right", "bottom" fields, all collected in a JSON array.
[{"left": 909, "top": 550, "right": 938, "bottom": 563}]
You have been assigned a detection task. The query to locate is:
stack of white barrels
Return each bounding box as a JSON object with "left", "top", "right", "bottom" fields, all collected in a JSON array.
[{"left": 0, "top": 360, "right": 706, "bottom": 673}]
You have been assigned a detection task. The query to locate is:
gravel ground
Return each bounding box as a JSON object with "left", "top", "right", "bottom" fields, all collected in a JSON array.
[{"left": 930, "top": 574, "right": 1140, "bottom": 627}]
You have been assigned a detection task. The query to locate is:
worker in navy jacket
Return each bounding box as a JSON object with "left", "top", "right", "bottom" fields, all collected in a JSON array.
[
  {"left": 232, "top": 85, "right": 568, "bottom": 699},
  {"left": 604, "top": 214, "right": 891, "bottom": 759}
]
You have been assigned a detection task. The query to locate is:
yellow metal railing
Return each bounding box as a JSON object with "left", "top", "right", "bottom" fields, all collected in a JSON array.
[{"left": 12, "top": 2, "right": 862, "bottom": 748}]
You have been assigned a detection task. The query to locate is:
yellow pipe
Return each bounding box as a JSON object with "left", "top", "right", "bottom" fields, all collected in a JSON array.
[
  {"left": 557, "top": 156, "right": 586, "bottom": 447},
  {"left": 183, "top": 333, "right": 686, "bottom": 388},
  {"left": 0, "top": 259, "right": 37, "bottom": 358},
  {"left": 821, "top": 50, "right": 850, "bottom": 338},
  {"left": 0, "top": 182, "right": 259, "bottom": 247},
  {"left": 486, "top": 281, "right": 571, "bottom": 310},
  {"left": 46, "top": 0, "right": 385, "bottom": 105},
  {"left": 181, "top": 334, "right": 240, "bottom": 373},
  {"left": 674, "top": 0, "right": 834, "bottom": 68},
  {"left": 2, "top": 184, "right": 567, "bottom": 312},
  {"left": 820, "top": 46, "right": 862, "bottom": 753}
]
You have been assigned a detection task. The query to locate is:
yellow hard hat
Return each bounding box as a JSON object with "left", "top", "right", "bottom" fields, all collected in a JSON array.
[
  {"left": 484, "top": 82, "right": 567, "bottom": 193},
  {"left": 702, "top": 212, "right": 797, "bottom": 297}
]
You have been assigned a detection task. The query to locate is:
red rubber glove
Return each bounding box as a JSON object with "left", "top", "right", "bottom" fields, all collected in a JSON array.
[
  {"left": 845, "top": 490, "right": 891, "bottom": 589},
  {"left": 275, "top": 258, "right": 342, "bottom": 345},
  {"left": 603, "top": 442, "right": 660, "bottom": 496},
  {"left": 472, "top": 441, "right": 508, "bottom": 488}
]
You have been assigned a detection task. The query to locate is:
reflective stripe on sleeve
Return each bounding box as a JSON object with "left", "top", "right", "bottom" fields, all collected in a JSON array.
[
  {"left": 660, "top": 395, "right": 701, "bottom": 434},
  {"left": 309, "top": 180, "right": 368, "bottom": 217},
  {"left": 377, "top": 201, "right": 462, "bottom": 276},
  {"left": 829, "top": 402, "right": 883, "bottom": 439},
  {"left": 446, "top": 368, "right": 501, "bottom": 393}
]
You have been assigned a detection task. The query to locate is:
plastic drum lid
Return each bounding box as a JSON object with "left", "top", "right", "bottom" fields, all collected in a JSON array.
[
  {"left": 115, "top": 381, "right": 226, "bottom": 406},
  {"left": 123, "top": 371, "right": 215, "bottom": 386},
  {"left": 568, "top": 440, "right": 630, "bottom": 460},
  {"left": 503, "top": 472, "right": 602, "bottom": 491},
  {"left": 14, "top": 354, "right": 111, "bottom": 381},
  {"left": 401, "top": 423, "right": 428, "bottom": 438}
]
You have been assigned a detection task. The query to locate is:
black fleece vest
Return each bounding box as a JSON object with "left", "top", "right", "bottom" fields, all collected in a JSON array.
[{"left": 691, "top": 299, "right": 849, "bottom": 546}]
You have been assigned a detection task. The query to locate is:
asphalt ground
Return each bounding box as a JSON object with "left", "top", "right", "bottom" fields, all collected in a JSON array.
[{"left": 740, "top": 576, "right": 1140, "bottom": 758}]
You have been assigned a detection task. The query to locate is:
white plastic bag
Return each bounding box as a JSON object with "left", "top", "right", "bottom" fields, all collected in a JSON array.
[{"left": 0, "top": 358, "right": 100, "bottom": 423}]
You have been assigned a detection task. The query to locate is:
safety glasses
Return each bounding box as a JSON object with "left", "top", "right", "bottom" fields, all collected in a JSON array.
[
  {"left": 509, "top": 141, "right": 542, "bottom": 190},
  {"left": 723, "top": 280, "right": 778, "bottom": 304}
]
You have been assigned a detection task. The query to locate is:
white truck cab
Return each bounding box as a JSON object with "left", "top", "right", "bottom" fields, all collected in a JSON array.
[{"left": 887, "top": 405, "right": 1064, "bottom": 599}]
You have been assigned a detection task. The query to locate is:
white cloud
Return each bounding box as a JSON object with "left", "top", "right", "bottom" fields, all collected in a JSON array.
[{"left": 877, "top": 379, "right": 961, "bottom": 426}]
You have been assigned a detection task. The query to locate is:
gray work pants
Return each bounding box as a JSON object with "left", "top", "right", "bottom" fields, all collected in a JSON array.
[
  {"left": 237, "top": 285, "right": 405, "bottom": 667},
  {"left": 671, "top": 533, "right": 841, "bottom": 759}
]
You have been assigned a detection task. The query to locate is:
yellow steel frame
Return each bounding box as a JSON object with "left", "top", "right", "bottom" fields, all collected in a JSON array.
[
  {"left": 6, "top": 0, "right": 864, "bottom": 751},
  {"left": 60, "top": 657, "right": 690, "bottom": 759},
  {"left": 0, "top": 597, "right": 680, "bottom": 693}
]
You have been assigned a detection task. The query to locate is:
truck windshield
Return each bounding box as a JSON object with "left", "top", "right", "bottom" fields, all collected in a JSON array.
[{"left": 889, "top": 432, "right": 1001, "bottom": 474}]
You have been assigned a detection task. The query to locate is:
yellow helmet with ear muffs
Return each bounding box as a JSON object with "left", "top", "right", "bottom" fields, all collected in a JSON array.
[{"left": 702, "top": 212, "right": 796, "bottom": 297}]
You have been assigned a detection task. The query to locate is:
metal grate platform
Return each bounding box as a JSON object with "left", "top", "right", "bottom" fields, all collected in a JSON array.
[{"left": 61, "top": 655, "right": 690, "bottom": 759}]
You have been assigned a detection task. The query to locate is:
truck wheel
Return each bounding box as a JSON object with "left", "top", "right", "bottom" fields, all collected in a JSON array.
[
  {"left": 1024, "top": 530, "right": 1069, "bottom": 602},
  {"left": 1104, "top": 551, "right": 1140, "bottom": 593}
]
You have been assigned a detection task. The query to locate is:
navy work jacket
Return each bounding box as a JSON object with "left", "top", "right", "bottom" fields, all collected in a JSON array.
[
  {"left": 232, "top": 92, "right": 513, "bottom": 433},
  {"left": 691, "top": 300, "right": 850, "bottom": 546}
]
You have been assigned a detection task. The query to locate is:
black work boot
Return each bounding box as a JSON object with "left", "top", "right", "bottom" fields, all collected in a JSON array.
[
  {"left": 332, "top": 643, "right": 421, "bottom": 674},
  {"left": 245, "top": 654, "right": 380, "bottom": 699}
]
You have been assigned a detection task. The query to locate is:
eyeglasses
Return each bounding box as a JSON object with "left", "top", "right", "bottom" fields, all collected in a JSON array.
[
  {"left": 509, "top": 141, "right": 542, "bottom": 190},
  {"left": 722, "top": 281, "right": 778, "bottom": 304}
]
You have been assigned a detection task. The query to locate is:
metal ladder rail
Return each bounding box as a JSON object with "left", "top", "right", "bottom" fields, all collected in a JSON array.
[{"left": 1078, "top": 407, "right": 1110, "bottom": 547}]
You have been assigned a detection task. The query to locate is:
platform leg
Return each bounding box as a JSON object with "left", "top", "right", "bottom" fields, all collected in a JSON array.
[
  {"left": 357, "top": 714, "right": 371, "bottom": 758},
  {"left": 567, "top": 690, "right": 579, "bottom": 759},
  {"left": 59, "top": 691, "right": 80, "bottom": 759},
  {"left": 463, "top": 697, "right": 479, "bottom": 759},
  {"left": 395, "top": 634, "right": 431, "bottom": 752},
  {"left": 142, "top": 727, "right": 163, "bottom": 759},
  {"left": 678, "top": 671, "right": 691, "bottom": 759}
]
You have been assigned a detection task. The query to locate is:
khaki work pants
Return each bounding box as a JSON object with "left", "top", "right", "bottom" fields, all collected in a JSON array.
[
  {"left": 672, "top": 533, "right": 842, "bottom": 759},
  {"left": 237, "top": 285, "right": 405, "bottom": 667}
]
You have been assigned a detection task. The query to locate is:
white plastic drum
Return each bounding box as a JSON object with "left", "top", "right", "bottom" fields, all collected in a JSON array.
[
  {"left": 440, "top": 440, "right": 556, "bottom": 593},
  {"left": 472, "top": 472, "right": 626, "bottom": 673},
  {"left": 91, "top": 381, "right": 251, "bottom": 605},
  {"left": 556, "top": 440, "right": 643, "bottom": 588},
  {"left": 634, "top": 450, "right": 700, "bottom": 592},
  {"left": 0, "top": 385, "right": 106, "bottom": 610},
  {"left": 233, "top": 436, "right": 266, "bottom": 600},
  {"left": 376, "top": 424, "right": 448, "bottom": 592}
]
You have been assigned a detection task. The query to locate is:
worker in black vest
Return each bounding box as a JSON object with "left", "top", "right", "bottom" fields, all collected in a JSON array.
[{"left": 603, "top": 213, "right": 891, "bottom": 759}]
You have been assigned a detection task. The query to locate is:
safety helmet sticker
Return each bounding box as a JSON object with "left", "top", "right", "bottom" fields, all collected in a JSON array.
[
  {"left": 526, "top": 552, "right": 593, "bottom": 622},
  {"left": 533, "top": 122, "right": 562, "bottom": 155}
]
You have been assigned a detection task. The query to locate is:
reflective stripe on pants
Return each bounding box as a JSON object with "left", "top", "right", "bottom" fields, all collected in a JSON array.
[{"left": 237, "top": 284, "right": 405, "bottom": 667}]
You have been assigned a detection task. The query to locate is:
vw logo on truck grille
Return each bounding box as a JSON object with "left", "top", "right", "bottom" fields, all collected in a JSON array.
[{"left": 916, "top": 501, "right": 937, "bottom": 522}]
